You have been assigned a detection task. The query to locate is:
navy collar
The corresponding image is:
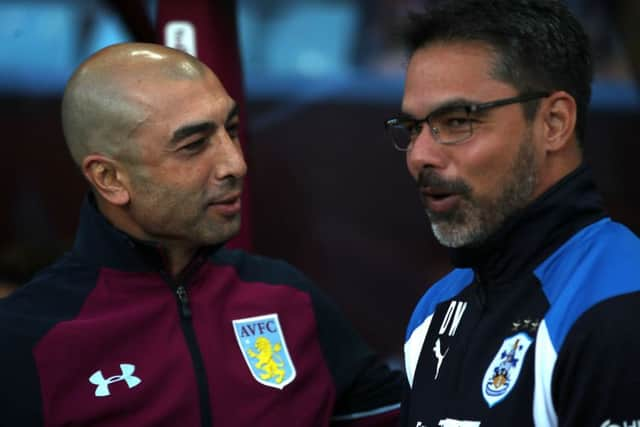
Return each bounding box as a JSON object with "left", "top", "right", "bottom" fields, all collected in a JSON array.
[{"left": 71, "top": 193, "right": 221, "bottom": 274}]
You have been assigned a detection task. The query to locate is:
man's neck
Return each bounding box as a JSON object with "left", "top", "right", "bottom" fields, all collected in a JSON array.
[{"left": 163, "top": 246, "right": 198, "bottom": 278}]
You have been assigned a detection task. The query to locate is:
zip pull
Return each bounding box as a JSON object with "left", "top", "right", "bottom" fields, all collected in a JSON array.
[{"left": 176, "top": 285, "right": 192, "bottom": 318}]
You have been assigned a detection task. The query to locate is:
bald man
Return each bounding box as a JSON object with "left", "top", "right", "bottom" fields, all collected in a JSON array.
[{"left": 0, "top": 43, "right": 401, "bottom": 427}]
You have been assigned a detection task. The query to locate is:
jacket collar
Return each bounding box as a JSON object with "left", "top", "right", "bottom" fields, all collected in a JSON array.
[
  {"left": 72, "top": 193, "right": 220, "bottom": 274},
  {"left": 449, "top": 164, "right": 607, "bottom": 284}
]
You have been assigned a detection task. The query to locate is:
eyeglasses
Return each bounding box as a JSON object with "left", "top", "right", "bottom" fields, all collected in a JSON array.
[{"left": 384, "top": 92, "right": 549, "bottom": 151}]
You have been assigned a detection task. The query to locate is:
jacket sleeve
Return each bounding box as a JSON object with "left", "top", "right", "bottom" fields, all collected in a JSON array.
[
  {"left": 295, "top": 273, "right": 403, "bottom": 426},
  {"left": 552, "top": 292, "right": 640, "bottom": 427},
  {"left": 0, "top": 315, "right": 46, "bottom": 426}
]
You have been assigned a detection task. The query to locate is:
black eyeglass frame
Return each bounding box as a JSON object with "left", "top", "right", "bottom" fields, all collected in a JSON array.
[{"left": 385, "top": 91, "right": 550, "bottom": 151}]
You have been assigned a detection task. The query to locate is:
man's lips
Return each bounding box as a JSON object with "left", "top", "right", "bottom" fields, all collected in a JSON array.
[
  {"left": 420, "top": 188, "right": 461, "bottom": 213},
  {"left": 208, "top": 192, "right": 242, "bottom": 216}
]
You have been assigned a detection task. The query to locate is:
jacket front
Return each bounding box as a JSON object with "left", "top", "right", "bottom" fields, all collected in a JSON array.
[
  {"left": 402, "top": 166, "right": 640, "bottom": 427},
  {"left": 0, "top": 195, "right": 401, "bottom": 427}
]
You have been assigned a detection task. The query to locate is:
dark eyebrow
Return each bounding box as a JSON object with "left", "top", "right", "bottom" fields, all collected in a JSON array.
[
  {"left": 402, "top": 97, "right": 479, "bottom": 120},
  {"left": 169, "top": 103, "right": 239, "bottom": 146},
  {"left": 170, "top": 121, "right": 215, "bottom": 146}
]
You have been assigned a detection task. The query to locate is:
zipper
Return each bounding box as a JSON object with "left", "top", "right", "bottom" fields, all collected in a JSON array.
[
  {"left": 176, "top": 285, "right": 192, "bottom": 318},
  {"left": 161, "top": 271, "right": 213, "bottom": 427}
]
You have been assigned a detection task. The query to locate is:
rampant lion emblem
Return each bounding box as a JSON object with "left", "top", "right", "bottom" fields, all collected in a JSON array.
[
  {"left": 246, "top": 336, "right": 286, "bottom": 383},
  {"left": 233, "top": 313, "right": 296, "bottom": 389}
]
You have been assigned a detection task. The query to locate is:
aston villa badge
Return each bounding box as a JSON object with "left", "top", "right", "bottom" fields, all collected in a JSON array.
[{"left": 232, "top": 313, "right": 296, "bottom": 389}]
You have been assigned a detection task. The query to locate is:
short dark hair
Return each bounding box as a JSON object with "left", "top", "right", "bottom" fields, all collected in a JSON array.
[{"left": 404, "top": 0, "right": 593, "bottom": 142}]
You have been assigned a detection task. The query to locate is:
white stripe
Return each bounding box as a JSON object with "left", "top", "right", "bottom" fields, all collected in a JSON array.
[
  {"left": 404, "top": 314, "right": 433, "bottom": 387},
  {"left": 331, "top": 402, "right": 401, "bottom": 421},
  {"left": 533, "top": 320, "right": 558, "bottom": 427}
]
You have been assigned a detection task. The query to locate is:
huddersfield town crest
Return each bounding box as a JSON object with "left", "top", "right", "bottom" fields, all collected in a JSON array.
[
  {"left": 482, "top": 332, "right": 533, "bottom": 407},
  {"left": 232, "top": 313, "right": 296, "bottom": 389}
]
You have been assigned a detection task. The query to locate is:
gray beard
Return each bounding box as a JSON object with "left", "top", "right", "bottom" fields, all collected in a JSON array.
[{"left": 429, "top": 132, "right": 537, "bottom": 248}]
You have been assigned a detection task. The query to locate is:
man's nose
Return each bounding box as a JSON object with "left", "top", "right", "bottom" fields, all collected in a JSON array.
[
  {"left": 213, "top": 130, "right": 247, "bottom": 181},
  {"left": 406, "top": 126, "right": 447, "bottom": 178}
]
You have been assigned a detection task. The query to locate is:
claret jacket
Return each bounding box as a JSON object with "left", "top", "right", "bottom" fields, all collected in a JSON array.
[{"left": 0, "top": 195, "right": 401, "bottom": 427}]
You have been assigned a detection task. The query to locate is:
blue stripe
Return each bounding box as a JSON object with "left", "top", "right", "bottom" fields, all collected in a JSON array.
[
  {"left": 535, "top": 218, "right": 640, "bottom": 352},
  {"left": 405, "top": 269, "right": 474, "bottom": 341}
]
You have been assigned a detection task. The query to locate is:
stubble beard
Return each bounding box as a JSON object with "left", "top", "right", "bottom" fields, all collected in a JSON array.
[
  {"left": 428, "top": 132, "right": 537, "bottom": 248},
  {"left": 128, "top": 170, "right": 243, "bottom": 247}
]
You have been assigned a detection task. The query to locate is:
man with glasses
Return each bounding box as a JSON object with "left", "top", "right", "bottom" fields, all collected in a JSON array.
[{"left": 390, "top": 1, "right": 640, "bottom": 426}]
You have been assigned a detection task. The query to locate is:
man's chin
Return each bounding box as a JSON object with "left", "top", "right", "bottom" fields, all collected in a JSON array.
[
  {"left": 199, "top": 219, "right": 242, "bottom": 246},
  {"left": 431, "top": 221, "right": 477, "bottom": 248}
]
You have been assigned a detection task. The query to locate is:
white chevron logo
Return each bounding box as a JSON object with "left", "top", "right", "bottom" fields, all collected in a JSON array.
[{"left": 89, "top": 364, "right": 142, "bottom": 397}]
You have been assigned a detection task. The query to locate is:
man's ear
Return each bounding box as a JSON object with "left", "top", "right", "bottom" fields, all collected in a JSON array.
[
  {"left": 82, "top": 154, "right": 130, "bottom": 206},
  {"left": 540, "top": 91, "right": 577, "bottom": 152}
]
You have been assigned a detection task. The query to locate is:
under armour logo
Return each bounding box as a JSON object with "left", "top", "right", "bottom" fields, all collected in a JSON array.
[
  {"left": 89, "top": 364, "right": 142, "bottom": 397},
  {"left": 433, "top": 338, "right": 449, "bottom": 380}
]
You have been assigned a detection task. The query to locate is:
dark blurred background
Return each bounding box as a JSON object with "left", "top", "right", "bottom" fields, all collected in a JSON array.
[{"left": 1, "top": 0, "right": 639, "bottom": 364}]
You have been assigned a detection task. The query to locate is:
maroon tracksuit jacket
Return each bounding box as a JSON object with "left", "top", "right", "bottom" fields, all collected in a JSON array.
[{"left": 0, "top": 196, "right": 402, "bottom": 426}]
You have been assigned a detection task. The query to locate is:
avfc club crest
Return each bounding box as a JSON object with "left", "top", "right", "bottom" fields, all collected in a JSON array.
[
  {"left": 232, "top": 313, "right": 296, "bottom": 389},
  {"left": 482, "top": 332, "right": 533, "bottom": 407}
]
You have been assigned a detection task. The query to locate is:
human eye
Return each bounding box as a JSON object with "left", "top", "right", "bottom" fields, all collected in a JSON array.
[
  {"left": 180, "top": 137, "right": 208, "bottom": 154},
  {"left": 226, "top": 121, "right": 240, "bottom": 140},
  {"left": 448, "top": 117, "right": 472, "bottom": 128},
  {"left": 432, "top": 108, "right": 474, "bottom": 134},
  {"left": 440, "top": 108, "right": 473, "bottom": 127}
]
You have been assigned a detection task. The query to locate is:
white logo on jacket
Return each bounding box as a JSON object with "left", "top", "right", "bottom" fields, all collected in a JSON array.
[
  {"left": 404, "top": 299, "right": 469, "bottom": 387},
  {"left": 432, "top": 300, "right": 467, "bottom": 379},
  {"left": 433, "top": 338, "right": 449, "bottom": 380},
  {"left": 89, "top": 363, "right": 142, "bottom": 397}
]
